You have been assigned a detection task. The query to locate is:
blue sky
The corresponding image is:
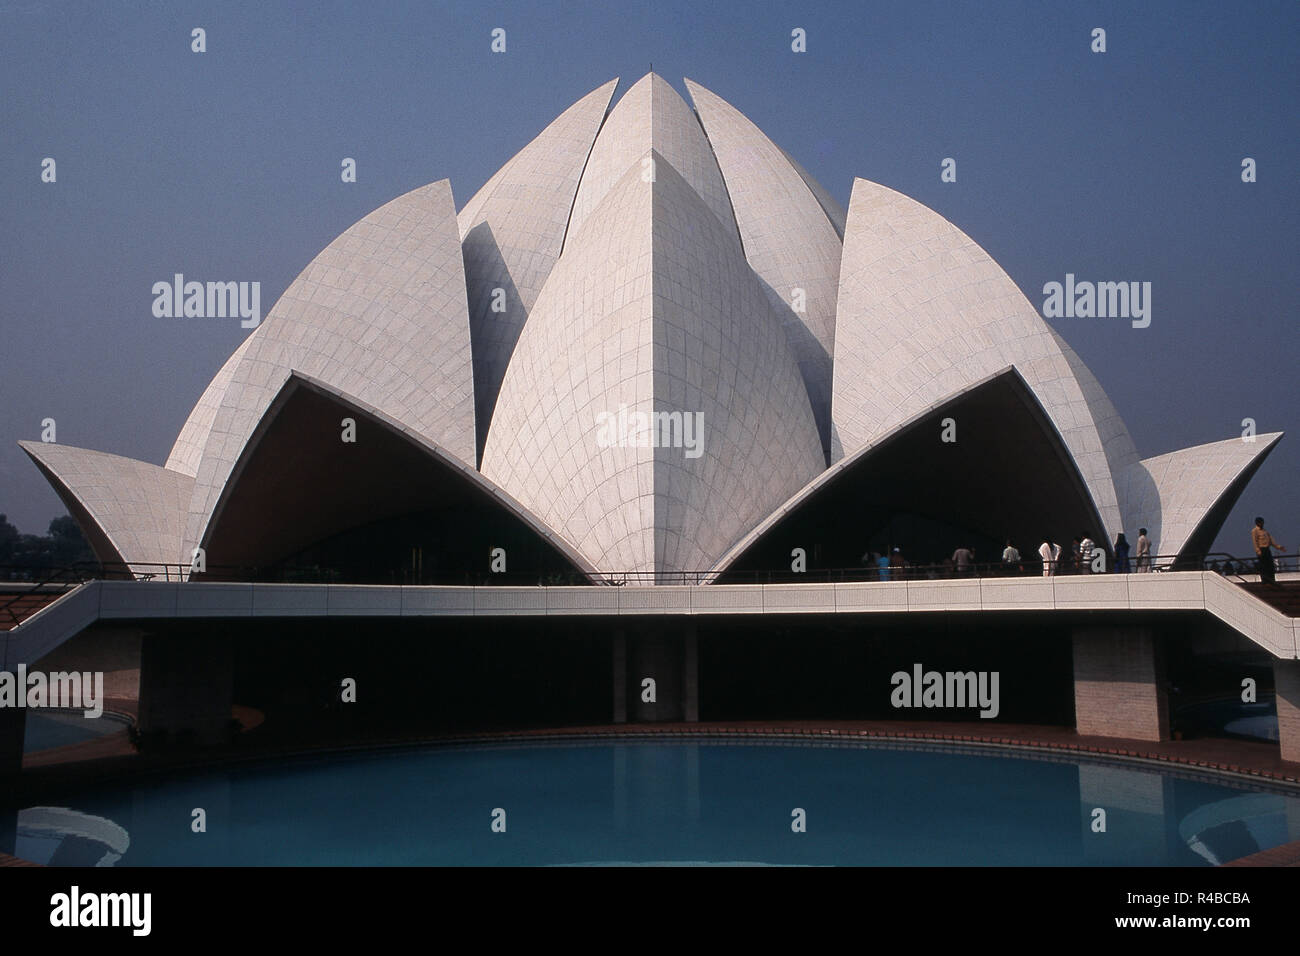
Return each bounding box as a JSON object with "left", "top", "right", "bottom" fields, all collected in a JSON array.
[{"left": 1, "top": 0, "right": 1295, "bottom": 557}]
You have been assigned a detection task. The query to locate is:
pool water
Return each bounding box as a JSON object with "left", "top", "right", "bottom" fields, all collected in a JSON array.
[
  {"left": 8, "top": 738, "right": 1299, "bottom": 866},
  {"left": 23, "top": 710, "right": 130, "bottom": 753}
]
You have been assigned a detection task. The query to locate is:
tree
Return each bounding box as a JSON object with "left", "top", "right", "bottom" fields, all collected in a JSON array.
[
  {"left": 47, "top": 514, "right": 94, "bottom": 565},
  {"left": 0, "top": 514, "right": 19, "bottom": 566},
  {"left": 0, "top": 513, "right": 93, "bottom": 575}
]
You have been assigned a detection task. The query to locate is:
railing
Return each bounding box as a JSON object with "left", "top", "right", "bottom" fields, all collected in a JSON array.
[
  {"left": 0, "top": 550, "right": 1293, "bottom": 609},
  {"left": 1199, "top": 551, "right": 1298, "bottom": 584},
  {"left": 0, "top": 562, "right": 101, "bottom": 628},
  {"left": 705, "top": 553, "right": 1271, "bottom": 586},
  {"left": 0, "top": 561, "right": 600, "bottom": 590}
]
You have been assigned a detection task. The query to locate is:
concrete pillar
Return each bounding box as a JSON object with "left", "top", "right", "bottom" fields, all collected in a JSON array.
[
  {"left": 1072, "top": 625, "right": 1169, "bottom": 742},
  {"left": 629, "top": 632, "right": 680, "bottom": 722},
  {"left": 137, "top": 628, "right": 233, "bottom": 748},
  {"left": 1274, "top": 659, "right": 1300, "bottom": 765},
  {"left": 0, "top": 706, "right": 25, "bottom": 779},
  {"left": 620, "top": 623, "right": 699, "bottom": 724},
  {"left": 612, "top": 628, "right": 627, "bottom": 724}
]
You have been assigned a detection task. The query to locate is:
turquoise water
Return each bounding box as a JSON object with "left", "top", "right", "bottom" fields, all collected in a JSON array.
[
  {"left": 22, "top": 710, "right": 129, "bottom": 753},
  {"left": 9, "top": 738, "right": 1300, "bottom": 866}
]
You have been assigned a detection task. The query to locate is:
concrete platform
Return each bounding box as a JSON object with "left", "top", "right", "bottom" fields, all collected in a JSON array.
[{"left": 5, "top": 572, "right": 1295, "bottom": 669}]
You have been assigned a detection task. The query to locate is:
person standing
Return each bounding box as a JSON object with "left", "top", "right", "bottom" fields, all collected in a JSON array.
[
  {"left": 1002, "top": 539, "right": 1021, "bottom": 575},
  {"left": 1136, "top": 528, "right": 1152, "bottom": 572},
  {"left": 877, "top": 550, "right": 891, "bottom": 583},
  {"left": 1252, "top": 517, "right": 1287, "bottom": 585},
  {"left": 1113, "top": 533, "right": 1131, "bottom": 573},
  {"left": 952, "top": 545, "right": 975, "bottom": 577},
  {"left": 889, "top": 546, "right": 905, "bottom": 581},
  {"left": 1038, "top": 538, "right": 1056, "bottom": 577},
  {"left": 1079, "top": 534, "right": 1096, "bottom": 574}
]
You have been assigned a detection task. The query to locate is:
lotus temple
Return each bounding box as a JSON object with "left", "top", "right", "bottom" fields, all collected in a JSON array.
[{"left": 4, "top": 75, "right": 1298, "bottom": 794}]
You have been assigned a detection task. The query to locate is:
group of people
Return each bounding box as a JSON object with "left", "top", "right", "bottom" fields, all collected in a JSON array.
[
  {"left": 949, "top": 532, "right": 1151, "bottom": 577},
  {"left": 863, "top": 517, "right": 1286, "bottom": 583},
  {"left": 865, "top": 547, "right": 909, "bottom": 582},
  {"left": 1030, "top": 530, "right": 1151, "bottom": 576},
  {"left": 865, "top": 535, "right": 1146, "bottom": 580}
]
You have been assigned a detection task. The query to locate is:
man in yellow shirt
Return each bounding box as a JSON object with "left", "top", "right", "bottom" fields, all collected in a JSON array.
[{"left": 1251, "top": 516, "right": 1286, "bottom": 585}]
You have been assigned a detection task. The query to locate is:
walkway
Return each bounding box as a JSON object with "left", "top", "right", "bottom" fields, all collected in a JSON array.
[{"left": 4, "top": 571, "right": 1297, "bottom": 669}]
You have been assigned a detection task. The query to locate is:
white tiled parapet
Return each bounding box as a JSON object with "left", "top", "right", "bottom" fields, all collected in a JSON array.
[{"left": 6, "top": 573, "right": 1293, "bottom": 670}]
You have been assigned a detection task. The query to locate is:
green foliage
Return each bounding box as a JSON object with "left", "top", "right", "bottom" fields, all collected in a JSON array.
[{"left": 0, "top": 513, "right": 95, "bottom": 574}]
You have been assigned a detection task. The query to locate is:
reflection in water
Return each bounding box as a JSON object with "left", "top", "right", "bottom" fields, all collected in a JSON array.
[
  {"left": 6, "top": 740, "right": 1299, "bottom": 866},
  {"left": 15, "top": 807, "right": 130, "bottom": 867},
  {"left": 23, "top": 710, "right": 131, "bottom": 754},
  {"left": 1178, "top": 793, "right": 1294, "bottom": 865},
  {"left": 1077, "top": 761, "right": 1300, "bottom": 866},
  {"left": 1077, "top": 763, "right": 1174, "bottom": 865}
]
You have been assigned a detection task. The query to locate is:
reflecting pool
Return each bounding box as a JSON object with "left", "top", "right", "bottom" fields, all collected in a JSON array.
[{"left": 7, "top": 737, "right": 1299, "bottom": 866}]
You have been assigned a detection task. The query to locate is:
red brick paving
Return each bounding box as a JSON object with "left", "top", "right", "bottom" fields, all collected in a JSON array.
[
  {"left": 0, "top": 852, "right": 41, "bottom": 867},
  {"left": 1223, "top": 842, "right": 1300, "bottom": 867},
  {"left": 19, "top": 701, "right": 263, "bottom": 770},
  {"left": 0, "top": 590, "right": 65, "bottom": 631},
  {"left": 397, "top": 720, "right": 1300, "bottom": 786},
  {"left": 20, "top": 715, "right": 1300, "bottom": 784},
  {"left": 21, "top": 697, "right": 139, "bottom": 770}
]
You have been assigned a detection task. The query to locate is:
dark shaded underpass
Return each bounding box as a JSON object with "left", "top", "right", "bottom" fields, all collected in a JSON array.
[{"left": 99, "top": 611, "right": 1267, "bottom": 750}]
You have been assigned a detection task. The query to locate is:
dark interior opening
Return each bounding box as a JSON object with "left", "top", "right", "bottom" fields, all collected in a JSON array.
[
  {"left": 199, "top": 378, "right": 584, "bottom": 584},
  {"left": 719, "top": 370, "right": 1111, "bottom": 579}
]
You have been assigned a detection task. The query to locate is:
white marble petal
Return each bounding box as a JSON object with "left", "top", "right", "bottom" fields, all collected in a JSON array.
[
  {"left": 483, "top": 153, "right": 823, "bottom": 577},
  {"left": 20, "top": 441, "right": 193, "bottom": 575},
  {"left": 566, "top": 74, "right": 739, "bottom": 248},
  {"left": 831, "top": 177, "right": 1125, "bottom": 540},
  {"left": 1119, "top": 432, "right": 1284, "bottom": 559},
  {"left": 458, "top": 78, "right": 618, "bottom": 458},
  {"left": 686, "top": 78, "right": 842, "bottom": 457},
  {"left": 183, "top": 180, "right": 475, "bottom": 563}
]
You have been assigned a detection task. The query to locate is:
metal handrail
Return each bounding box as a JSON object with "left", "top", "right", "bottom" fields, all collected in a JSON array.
[
  {"left": 0, "top": 551, "right": 1293, "bottom": 597},
  {"left": 0, "top": 562, "right": 100, "bottom": 626},
  {"left": 1197, "top": 551, "right": 1298, "bottom": 584}
]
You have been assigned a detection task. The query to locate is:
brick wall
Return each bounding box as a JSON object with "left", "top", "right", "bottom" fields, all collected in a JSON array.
[
  {"left": 1275, "top": 659, "right": 1300, "bottom": 765},
  {"left": 1072, "top": 626, "right": 1168, "bottom": 742}
]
